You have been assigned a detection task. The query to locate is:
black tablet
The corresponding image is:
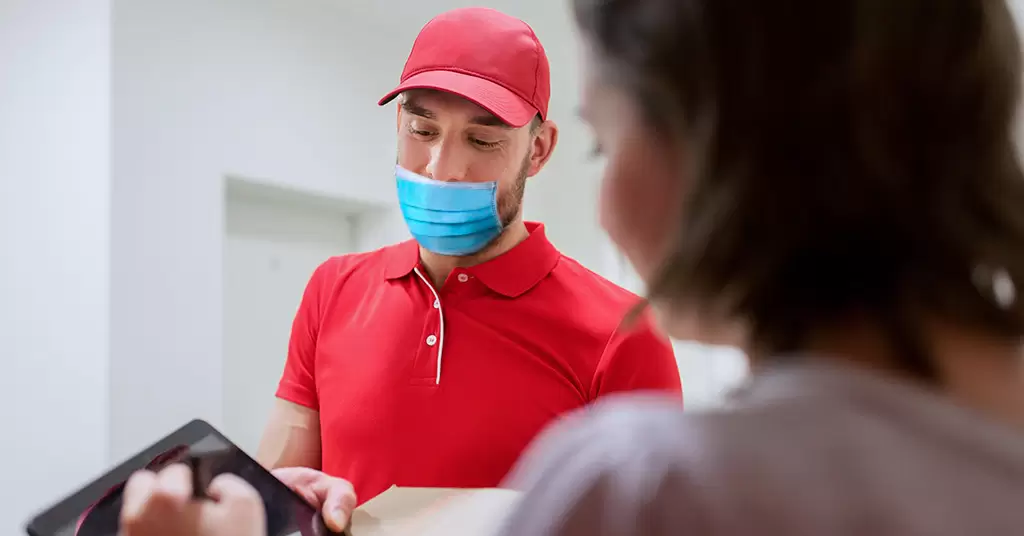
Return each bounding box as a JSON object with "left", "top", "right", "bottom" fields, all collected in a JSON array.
[{"left": 24, "top": 419, "right": 338, "bottom": 536}]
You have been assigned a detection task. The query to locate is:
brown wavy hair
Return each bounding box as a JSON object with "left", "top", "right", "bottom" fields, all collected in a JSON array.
[{"left": 575, "top": 0, "right": 1024, "bottom": 380}]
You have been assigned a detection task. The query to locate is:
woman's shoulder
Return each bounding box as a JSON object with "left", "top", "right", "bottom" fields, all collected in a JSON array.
[
  {"left": 507, "top": 389, "right": 810, "bottom": 485},
  {"left": 499, "top": 369, "right": 940, "bottom": 535},
  {"left": 500, "top": 393, "right": 791, "bottom": 535},
  {"left": 500, "top": 365, "right": 1024, "bottom": 536}
]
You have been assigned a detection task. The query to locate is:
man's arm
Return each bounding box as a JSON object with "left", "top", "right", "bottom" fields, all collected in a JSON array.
[
  {"left": 257, "top": 399, "right": 322, "bottom": 469},
  {"left": 589, "top": 309, "right": 683, "bottom": 401}
]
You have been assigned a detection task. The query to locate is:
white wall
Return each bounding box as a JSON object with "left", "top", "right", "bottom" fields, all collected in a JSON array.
[
  {"left": 108, "top": 0, "right": 406, "bottom": 461},
  {"left": 0, "top": 1, "right": 111, "bottom": 532}
]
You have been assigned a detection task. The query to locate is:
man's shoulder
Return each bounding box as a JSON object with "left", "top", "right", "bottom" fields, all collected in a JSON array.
[
  {"left": 535, "top": 255, "right": 668, "bottom": 357},
  {"left": 309, "top": 240, "right": 412, "bottom": 284},
  {"left": 545, "top": 255, "right": 643, "bottom": 312}
]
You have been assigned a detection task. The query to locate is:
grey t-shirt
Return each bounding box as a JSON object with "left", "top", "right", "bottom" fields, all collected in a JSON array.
[{"left": 499, "top": 361, "right": 1024, "bottom": 535}]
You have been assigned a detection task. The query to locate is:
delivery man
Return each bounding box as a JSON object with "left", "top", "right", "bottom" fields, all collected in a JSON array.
[
  {"left": 253, "top": 5, "right": 682, "bottom": 529},
  {"left": 115, "top": 7, "right": 682, "bottom": 535}
]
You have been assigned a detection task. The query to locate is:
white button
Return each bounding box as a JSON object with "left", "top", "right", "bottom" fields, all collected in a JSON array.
[
  {"left": 457, "top": 273, "right": 469, "bottom": 283},
  {"left": 426, "top": 334, "right": 437, "bottom": 346},
  {"left": 433, "top": 299, "right": 440, "bottom": 309}
]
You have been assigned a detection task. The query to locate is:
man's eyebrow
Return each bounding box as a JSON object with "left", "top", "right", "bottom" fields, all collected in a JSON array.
[
  {"left": 400, "top": 101, "right": 436, "bottom": 120},
  {"left": 470, "top": 114, "right": 513, "bottom": 129},
  {"left": 401, "top": 99, "right": 512, "bottom": 129}
]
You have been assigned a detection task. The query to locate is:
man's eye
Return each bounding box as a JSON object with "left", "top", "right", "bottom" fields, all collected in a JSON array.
[
  {"left": 408, "top": 125, "right": 436, "bottom": 137},
  {"left": 471, "top": 138, "right": 500, "bottom": 149}
]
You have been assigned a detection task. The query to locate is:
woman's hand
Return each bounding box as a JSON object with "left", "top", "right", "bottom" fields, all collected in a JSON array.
[{"left": 120, "top": 463, "right": 265, "bottom": 536}]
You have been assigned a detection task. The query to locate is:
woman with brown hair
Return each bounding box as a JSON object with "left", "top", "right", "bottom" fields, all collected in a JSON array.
[
  {"left": 116, "top": 1, "right": 1024, "bottom": 534},
  {"left": 498, "top": 0, "right": 1024, "bottom": 534}
]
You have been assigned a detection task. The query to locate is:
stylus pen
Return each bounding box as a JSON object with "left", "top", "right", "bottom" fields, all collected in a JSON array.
[{"left": 188, "top": 456, "right": 209, "bottom": 500}]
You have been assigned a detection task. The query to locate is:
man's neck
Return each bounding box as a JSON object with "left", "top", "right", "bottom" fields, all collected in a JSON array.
[{"left": 418, "top": 219, "right": 530, "bottom": 288}]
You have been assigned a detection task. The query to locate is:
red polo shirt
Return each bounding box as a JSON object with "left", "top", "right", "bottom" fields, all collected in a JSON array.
[{"left": 276, "top": 222, "right": 681, "bottom": 504}]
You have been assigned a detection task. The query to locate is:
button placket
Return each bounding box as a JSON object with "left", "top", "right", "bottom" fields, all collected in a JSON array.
[{"left": 412, "top": 267, "right": 445, "bottom": 385}]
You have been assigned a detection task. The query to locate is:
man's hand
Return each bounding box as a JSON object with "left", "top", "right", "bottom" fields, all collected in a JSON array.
[
  {"left": 120, "top": 464, "right": 265, "bottom": 536},
  {"left": 272, "top": 466, "right": 357, "bottom": 532}
]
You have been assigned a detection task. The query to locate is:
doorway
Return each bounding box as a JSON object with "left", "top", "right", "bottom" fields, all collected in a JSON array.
[{"left": 222, "top": 178, "right": 357, "bottom": 454}]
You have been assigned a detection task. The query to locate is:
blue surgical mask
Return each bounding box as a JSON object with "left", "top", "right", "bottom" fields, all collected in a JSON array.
[{"left": 395, "top": 165, "right": 504, "bottom": 256}]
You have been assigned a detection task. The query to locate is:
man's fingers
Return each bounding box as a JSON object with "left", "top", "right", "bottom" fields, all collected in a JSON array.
[
  {"left": 291, "top": 483, "right": 322, "bottom": 508},
  {"left": 319, "top": 478, "right": 357, "bottom": 532},
  {"left": 272, "top": 466, "right": 322, "bottom": 505},
  {"left": 272, "top": 467, "right": 357, "bottom": 531},
  {"left": 272, "top": 466, "right": 321, "bottom": 489}
]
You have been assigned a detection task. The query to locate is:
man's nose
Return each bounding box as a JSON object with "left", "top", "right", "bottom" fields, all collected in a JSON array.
[{"left": 425, "top": 141, "right": 469, "bottom": 183}]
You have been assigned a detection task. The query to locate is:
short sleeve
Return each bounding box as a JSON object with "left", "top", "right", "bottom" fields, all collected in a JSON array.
[
  {"left": 499, "top": 398, "right": 711, "bottom": 536},
  {"left": 590, "top": 310, "right": 683, "bottom": 401},
  {"left": 275, "top": 259, "right": 337, "bottom": 411}
]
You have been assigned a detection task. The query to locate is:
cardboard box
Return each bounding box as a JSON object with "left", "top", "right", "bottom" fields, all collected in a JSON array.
[{"left": 346, "top": 487, "right": 522, "bottom": 536}]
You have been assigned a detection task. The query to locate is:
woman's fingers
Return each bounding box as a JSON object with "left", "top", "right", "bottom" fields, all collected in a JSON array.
[
  {"left": 153, "top": 463, "right": 194, "bottom": 502},
  {"left": 121, "top": 464, "right": 197, "bottom": 536},
  {"left": 205, "top": 472, "right": 263, "bottom": 506},
  {"left": 200, "top": 473, "right": 267, "bottom": 535},
  {"left": 120, "top": 469, "right": 159, "bottom": 528},
  {"left": 120, "top": 462, "right": 273, "bottom": 536}
]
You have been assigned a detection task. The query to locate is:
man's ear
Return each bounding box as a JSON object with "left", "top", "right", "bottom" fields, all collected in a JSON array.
[{"left": 527, "top": 120, "right": 559, "bottom": 177}]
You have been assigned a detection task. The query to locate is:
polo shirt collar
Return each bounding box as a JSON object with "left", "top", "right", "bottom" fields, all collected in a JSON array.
[{"left": 384, "top": 222, "right": 561, "bottom": 298}]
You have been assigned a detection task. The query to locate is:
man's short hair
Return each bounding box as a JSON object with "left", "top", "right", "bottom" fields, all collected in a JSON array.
[{"left": 529, "top": 115, "right": 543, "bottom": 135}]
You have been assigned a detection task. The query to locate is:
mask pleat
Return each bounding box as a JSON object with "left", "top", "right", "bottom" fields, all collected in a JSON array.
[
  {"left": 396, "top": 176, "right": 496, "bottom": 210},
  {"left": 395, "top": 165, "right": 504, "bottom": 256},
  {"left": 400, "top": 205, "right": 497, "bottom": 225},
  {"left": 415, "top": 230, "right": 503, "bottom": 256}
]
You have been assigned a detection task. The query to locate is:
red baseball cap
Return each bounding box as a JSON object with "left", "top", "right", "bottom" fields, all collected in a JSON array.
[{"left": 378, "top": 7, "right": 550, "bottom": 129}]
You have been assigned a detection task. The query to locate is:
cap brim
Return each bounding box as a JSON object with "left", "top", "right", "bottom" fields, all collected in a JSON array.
[{"left": 378, "top": 70, "right": 537, "bottom": 129}]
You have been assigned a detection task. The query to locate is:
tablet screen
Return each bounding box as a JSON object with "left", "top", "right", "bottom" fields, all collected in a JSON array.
[{"left": 26, "top": 420, "right": 329, "bottom": 536}]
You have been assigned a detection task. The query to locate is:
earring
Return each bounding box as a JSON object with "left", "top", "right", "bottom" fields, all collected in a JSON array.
[
  {"left": 992, "top": 268, "right": 1016, "bottom": 309},
  {"left": 974, "top": 264, "right": 1016, "bottom": 310}
]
